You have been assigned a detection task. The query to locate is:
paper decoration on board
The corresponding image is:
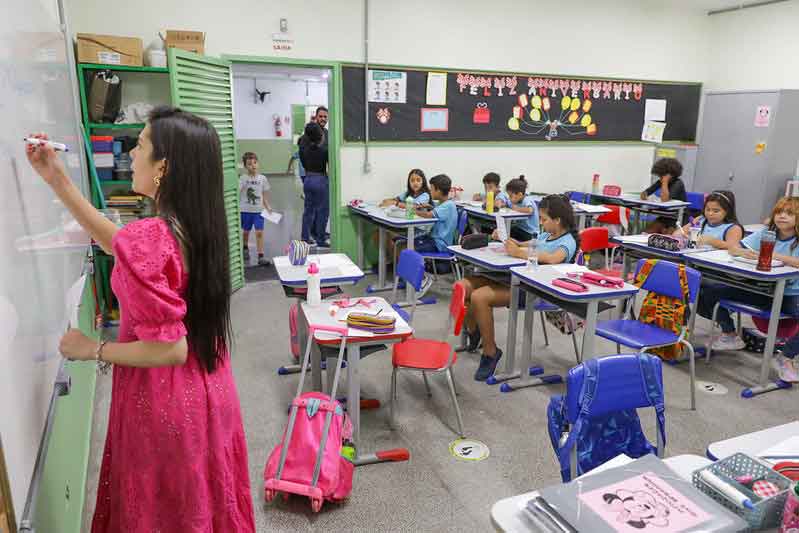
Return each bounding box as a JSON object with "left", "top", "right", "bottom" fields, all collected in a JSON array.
[
  {"left": 642, "top": 121, "right": 666, "bottom": 143},
  {"left": 376, "top": 107, "right": 391, "bottom": 125},
  {"left": 473, "top": 102, "right": 490, "bottom": 124},
  {"left": 578, "top": 471, "right": 711, "bottom": 532},
  {"left": 449, "top": 439, "right": 489, "bottom": 461},
  {"left": 426, "top": 72, "right": 447, "bottom": 105},
  {"left": 507, "top": 93, "right": 597, "bottom": 140},
  {"left": 644, "top": 98, "right": 667, "bottom": 121},
  {"left": 755, "top": 105, "right": 771, "bottom": 127},
  {"left": 457, "top": 74, "right": 643, "bottom": 101},
  {"left": 755, "top": 142, "right": 766, "bottom": 154},
  {"left": 420, "top": 108, "right": 449, "bottom": 132},
  {"left": 368, "top": 70, "right": 407, "bottom": 103}
]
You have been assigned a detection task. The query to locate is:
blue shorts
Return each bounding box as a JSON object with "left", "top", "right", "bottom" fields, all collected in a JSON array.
[{"left": 241, "top": 212, "right": 264, "bottom": 231}]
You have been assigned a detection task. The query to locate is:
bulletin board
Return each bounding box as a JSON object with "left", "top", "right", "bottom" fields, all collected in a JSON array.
[{"left": 343, "top": 65, "right": 702, "bottom": 143}]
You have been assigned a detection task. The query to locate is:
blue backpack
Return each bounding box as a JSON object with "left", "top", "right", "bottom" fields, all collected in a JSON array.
[{"left": 546, "top": 354, "right": 666, "bottom": 482}]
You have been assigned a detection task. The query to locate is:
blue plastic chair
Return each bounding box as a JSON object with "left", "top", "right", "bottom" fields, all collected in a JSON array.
[
  {"left": 391, "top": 249, "right": 425, "bottom": 324},
  {"left": 549, "top": 353, "right": 666, "bottom": 481},
  {"left": 418, "top": 210, "right": 469, "bottom": 280},
  {"left": 706, "top": 300, "right": 799, "bottom": 363},
  {"left": 595, "top": 259, "right": 701, "bottom": 410},
  {"left": 686, "top": 191, "right": 705, "bottom": 215}
]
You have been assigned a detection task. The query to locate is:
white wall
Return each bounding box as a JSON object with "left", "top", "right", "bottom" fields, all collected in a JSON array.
[
  {"left": 232, "top": 77, "right": 327, "bottom": 139},
  {"left": 706, "top": 2, "right": 799, "bottom": 91},
  {"left": 68, "top": 0, "right": 711, "bottom": 200}
]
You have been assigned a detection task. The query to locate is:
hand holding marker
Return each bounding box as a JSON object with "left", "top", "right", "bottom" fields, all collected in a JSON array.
[{"left": 24, "top": 137, "right": 69, "bottom": 152}]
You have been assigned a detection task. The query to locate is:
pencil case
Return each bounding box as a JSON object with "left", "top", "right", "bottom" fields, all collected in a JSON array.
[
  {"left": 580, "top": 271, "right": 624, "bottom": 288},
  {"left": 552, "top": 277, "right": 588, "bottom": 293},
  {"left": 461, "top": 233, "right": 489, "bottom": 250},
  {"left": 346, "top": 313, "right": 396, "bottom": 333}
]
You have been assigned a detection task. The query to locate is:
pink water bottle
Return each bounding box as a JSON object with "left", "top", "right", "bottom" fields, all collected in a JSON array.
[{"left": 781, "top": 482, "right": 799, "bottom": 533}]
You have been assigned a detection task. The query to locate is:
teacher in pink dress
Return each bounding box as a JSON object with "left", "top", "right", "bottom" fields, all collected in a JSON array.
[{"left": 26, "top": 107, "right": 255, "bottom": 532}]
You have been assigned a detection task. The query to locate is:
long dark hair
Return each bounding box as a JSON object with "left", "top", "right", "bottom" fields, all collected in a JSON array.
[
  {"left": 701, "top": 190, "right": 740, "bottom": 232},
  {"left": 148, "top": 106, "right": 232, "bottom": 373},
  {"left": 304, "top": 122, "right": 324, "bottom": 148},
  {"left": 540, "top": 194, "right": 580, "bottom": 259},
  {"left": 405, "top": 168, "right": 429, "bottom": 199}
]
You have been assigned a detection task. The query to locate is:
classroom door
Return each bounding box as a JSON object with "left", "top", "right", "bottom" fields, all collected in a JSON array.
[{"left": 168, "top": 49, "right": 245, "bottom": 291}]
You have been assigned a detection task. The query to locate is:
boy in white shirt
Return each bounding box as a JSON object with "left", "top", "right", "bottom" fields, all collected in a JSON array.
[{"left": 239, "top": 152, "right": 273, "bottom": 266}]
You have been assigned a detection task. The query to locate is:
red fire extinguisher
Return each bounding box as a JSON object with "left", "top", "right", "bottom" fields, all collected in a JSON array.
[{"left": 273, "top": 114, "right": 283, "bottom": 137}]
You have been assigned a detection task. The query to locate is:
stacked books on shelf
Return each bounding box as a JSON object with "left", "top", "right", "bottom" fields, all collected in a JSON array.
[{"left": 106, "top": 194, "right": 146, "bottom": 225}]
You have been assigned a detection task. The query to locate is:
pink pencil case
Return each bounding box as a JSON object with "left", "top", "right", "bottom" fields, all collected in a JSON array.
[{"left": 552, "top": 277, "right": 588, "bottom": 292}]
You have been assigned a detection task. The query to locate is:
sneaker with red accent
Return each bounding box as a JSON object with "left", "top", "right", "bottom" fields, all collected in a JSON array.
[{"left": 711, "top": 334, "right": 746, "bottom": 351}]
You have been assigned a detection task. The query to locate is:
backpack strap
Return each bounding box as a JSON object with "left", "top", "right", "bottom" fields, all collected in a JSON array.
[
  {"left": 634, "top": 258, "right": 658, "bottom": 287},
  {"left": 560, "top": 358, "right": 600, "bottom": 479},
  {"left": 637, "top": 353, "right": 667, "bottom": 453}
]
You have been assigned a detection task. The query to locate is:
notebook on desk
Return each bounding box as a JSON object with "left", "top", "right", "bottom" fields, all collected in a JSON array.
[{"left": 528, "top": 455, "right": 747, "bottom": 533}]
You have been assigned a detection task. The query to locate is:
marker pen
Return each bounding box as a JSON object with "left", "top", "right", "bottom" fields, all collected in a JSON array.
[
  {"left": 24, "top": 137, "right": 69, "bottom": 152},
  {"left": 699, "top": 470, "right": 756, "bottom": 510}
]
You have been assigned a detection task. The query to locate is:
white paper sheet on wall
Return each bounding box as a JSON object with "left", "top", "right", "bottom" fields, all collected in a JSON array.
[
  {"left": 644, "top": 99, "right": 667, "bottom": 121},
  {"left": 426, "top": 72, "right": 447, "bottom": 105},
  {"left": 642, "top": 120, "right": 666, "bottom": 143}
]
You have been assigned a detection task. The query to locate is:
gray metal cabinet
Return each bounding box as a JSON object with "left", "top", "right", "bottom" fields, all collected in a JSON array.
[{"left": 694, "top": 90, "right": 799, "bottom": 224}]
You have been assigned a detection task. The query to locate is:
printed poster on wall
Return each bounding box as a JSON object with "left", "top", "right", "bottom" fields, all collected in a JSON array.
[
  {"left": 420, "top": 108, "right": 449, "bottom": 132},
  {"left": 754, "top": 105, "right": 771, "bottom": 127},
  {"left": 369, "top": 70, "right": 407, "bottom": 103},
  {"left": 426, "top": 72, "right": 447, "bottom": 105},
  {"left": 641, "top": 121, "right": 666, "bottom": 143}
]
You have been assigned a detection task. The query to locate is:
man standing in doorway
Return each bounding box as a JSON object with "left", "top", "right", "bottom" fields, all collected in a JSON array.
[{"left": 299, "top": 106, "right": 330, "bottom": 247}]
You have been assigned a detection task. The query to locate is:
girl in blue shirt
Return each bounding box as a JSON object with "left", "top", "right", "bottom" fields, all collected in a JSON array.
[
  {"left": 698, "top": 198, "right": 799, "bottom": 377},
  {"left": 462, "top": 194, "right": 578, "bottom": 381},
  {"left": 504, "top": 176, "right": 540, "bottom": 242},
  {"left": 380, "top": 168, "right": 430, "bottom": 208},
  {"left": 673, "top": 191, "right": 742, "bottom": 250}
]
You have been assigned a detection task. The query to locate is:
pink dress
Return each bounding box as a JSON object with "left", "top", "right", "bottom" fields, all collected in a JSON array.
[{"left": 92, "top": 218, "right": 255, "bottom": 532}]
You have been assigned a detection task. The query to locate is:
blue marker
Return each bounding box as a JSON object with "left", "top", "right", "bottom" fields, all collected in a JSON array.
[{"left": 24, "top": 137, "right": 69, "bottom": 152}]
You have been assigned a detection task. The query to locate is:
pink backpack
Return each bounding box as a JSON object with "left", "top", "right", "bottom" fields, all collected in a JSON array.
[{"left": 265, "top": 325, "right": 354, "bottom": 512}]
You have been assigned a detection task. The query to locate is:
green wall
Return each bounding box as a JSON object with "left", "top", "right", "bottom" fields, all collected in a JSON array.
[
  {"left": 236, "top": 139, "right": 295, "bottom": 174},
  {"left": 33, "top": 278, "right": 98, "bottom": 533}
]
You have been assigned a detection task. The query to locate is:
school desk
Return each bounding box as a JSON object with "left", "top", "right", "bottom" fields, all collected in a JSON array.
[
  {"left": 494, "top": 265, "right": 639, "bottom": 392},
  {"left": 349, "top": 203, "right": 436, "bottom": 305},
  {"left": 461, "top": 203, "right": 530, "bottom": 236},
  {"left": 706, "top": 420, "right": 799, "bottom": 461},
  {"left": 302, "top": 298, "right": 413, "bottom": 466},
  {"left": 490, "top": 454, "right": 713, "bottom": 533},
  {"left": 589, "top": 192, "right": 691, "bottom": 233},
  {"left": 683, "top": 249, "right": 799, "bottom": 398},
  {"left": 570, "top": 201, "right": 611, "bottom": 231}
]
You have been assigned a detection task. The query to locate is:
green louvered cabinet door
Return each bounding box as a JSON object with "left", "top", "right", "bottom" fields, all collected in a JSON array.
[{"left": 167, "top": 48, "right": 244, "bottom": 291}]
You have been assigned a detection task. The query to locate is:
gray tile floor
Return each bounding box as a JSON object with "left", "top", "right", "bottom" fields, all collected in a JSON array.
[{"left": 83, "top": 275, "right": 798, "bottom": 532}]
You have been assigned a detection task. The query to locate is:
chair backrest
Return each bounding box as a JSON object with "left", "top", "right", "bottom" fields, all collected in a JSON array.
[
  {"left": 449, "top": 281, "right": 467, "bottom": 336},
  {"left": 595, "top": 204, "right": 622, "bottom": 225},
  {"left": 456, "top": 209, "right": 469, "bottom": 238},
  {"left": 564, "top": 353, "right": 664, "bottom": 423},
  {"left": 686, "top": 191, "right": 705, "bottom": 212},
  {"left": 396, "top": 249, "right": 425, "bottom": 291},
  {"left": 569, "top": 191, "right": 588, "bottom": 203},
  {"left": 633, "top": 258, "right": 701, "bottom": 303},
  {"left": 602, "top": 184, "right": 622, "bottom": 196},
  {"left": 579, "top": 227, "right": 609, "bottom": 253}
]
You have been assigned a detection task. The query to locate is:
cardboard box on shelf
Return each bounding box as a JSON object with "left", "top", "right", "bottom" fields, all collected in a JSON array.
[
  {"left": 76, "top": 33, "right": 143, "bottom": 66},
  {"left": 161, "top": 30, "right": 205, "bottom": 55}
]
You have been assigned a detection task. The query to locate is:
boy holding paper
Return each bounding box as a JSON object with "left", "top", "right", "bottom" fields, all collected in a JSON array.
[{"left": 239, "top": 152, "right": 273, "bottom": 266}]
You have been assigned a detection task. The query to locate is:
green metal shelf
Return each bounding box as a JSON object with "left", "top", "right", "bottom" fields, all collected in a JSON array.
[
  {"left": 88, "top": 123, "right": 145, "bottom": 130},
  {"left": 79, "top": 63, "right": 169, "bottom": 73}
]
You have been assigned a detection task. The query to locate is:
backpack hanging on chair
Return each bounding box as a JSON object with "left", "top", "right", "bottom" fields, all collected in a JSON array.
[
  {"left": 635, "top": 259, "right": 690, "bottom": 360},
  {"left": 547, "top": 354, "right": 666, "bottom": 482}
]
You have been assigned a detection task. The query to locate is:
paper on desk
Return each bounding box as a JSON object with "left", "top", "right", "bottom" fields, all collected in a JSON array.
[
  {"left": 552, "top": 264, "right": 589, "bottom": 275},
  {"left": 495, "top": 213, "right": 508, "bottom": 242},
  {"left": 617, "top": 234, "right": 651, "bottom": 244},
  {"left": 758, "top": 436, "right": 799, "bottom": 462},
  {"left": 261, "top": 210, "right": 283, "bottom": 224},
  {"left": 572, "top": 201, "right": 610, "bottom": 214}
]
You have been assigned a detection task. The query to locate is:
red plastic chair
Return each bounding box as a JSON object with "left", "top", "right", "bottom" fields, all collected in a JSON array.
[
  {"left": 602, "top": 184, "right": 622, "bottom": 196},
  {"left": 579, "top": 227, "right": 621, "bottom": 278},
  {"left": 390, "top": 281, "right": 466, "bottom": 437}
]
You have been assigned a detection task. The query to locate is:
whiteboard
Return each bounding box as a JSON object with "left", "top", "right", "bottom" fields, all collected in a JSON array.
[{"left": 0, "top": 0, "right": 89, "bottom": 518}]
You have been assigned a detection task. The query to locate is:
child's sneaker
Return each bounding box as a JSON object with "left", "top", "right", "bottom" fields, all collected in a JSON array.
[
  {"left": 711, "top": 333, "right": 746, "bottom": 351},
  {"left": 258, "top": 254, "right": 271, "bottom": 266},
  {"left": 417, "top": 274, "right": 434, "bottom": 298},
  {"left": 474, "top": 348, "right": 502, "bottom": 381},
  {"left": 774, "top": 352, "right": 799, "bottom": 383}
]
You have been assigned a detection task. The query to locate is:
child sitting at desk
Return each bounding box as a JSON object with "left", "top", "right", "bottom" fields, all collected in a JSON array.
[
  {"left": 380, "top": 168, "right": 431, "bottom": 208},
  {"left": 472, "top": 171, "right": 509, "bottom": 205},
  {"left": 462, "top": 195, "right": 579, "bottom": 381},
  {"left": 412, "top": 174, "right": 458, "bottom": 296},
  {"left": 504, "top": 176, "right": 539, "bottom": 241},
  {"left": 697, "top": 197, "right": 799, "bottom": 380},
  {"left": 641, "top": 157, "right": 687, "bottom": 235},
  {"left": 672, "top": 191, "right": 742, "bottom": 250}
]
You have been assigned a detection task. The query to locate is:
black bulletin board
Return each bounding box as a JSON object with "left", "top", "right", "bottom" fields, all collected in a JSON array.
[{"left": 343, "top": 65, "right": 701, "bottom": 143}]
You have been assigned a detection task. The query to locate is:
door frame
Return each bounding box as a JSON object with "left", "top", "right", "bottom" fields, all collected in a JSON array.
[{"left": 222, "top": 54, "right": 343, "bottom": 250}]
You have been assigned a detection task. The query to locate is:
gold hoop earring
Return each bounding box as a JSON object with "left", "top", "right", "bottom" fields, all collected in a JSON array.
[{"left": 154, "top": 175, "right": 161, "bottom": 187}]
